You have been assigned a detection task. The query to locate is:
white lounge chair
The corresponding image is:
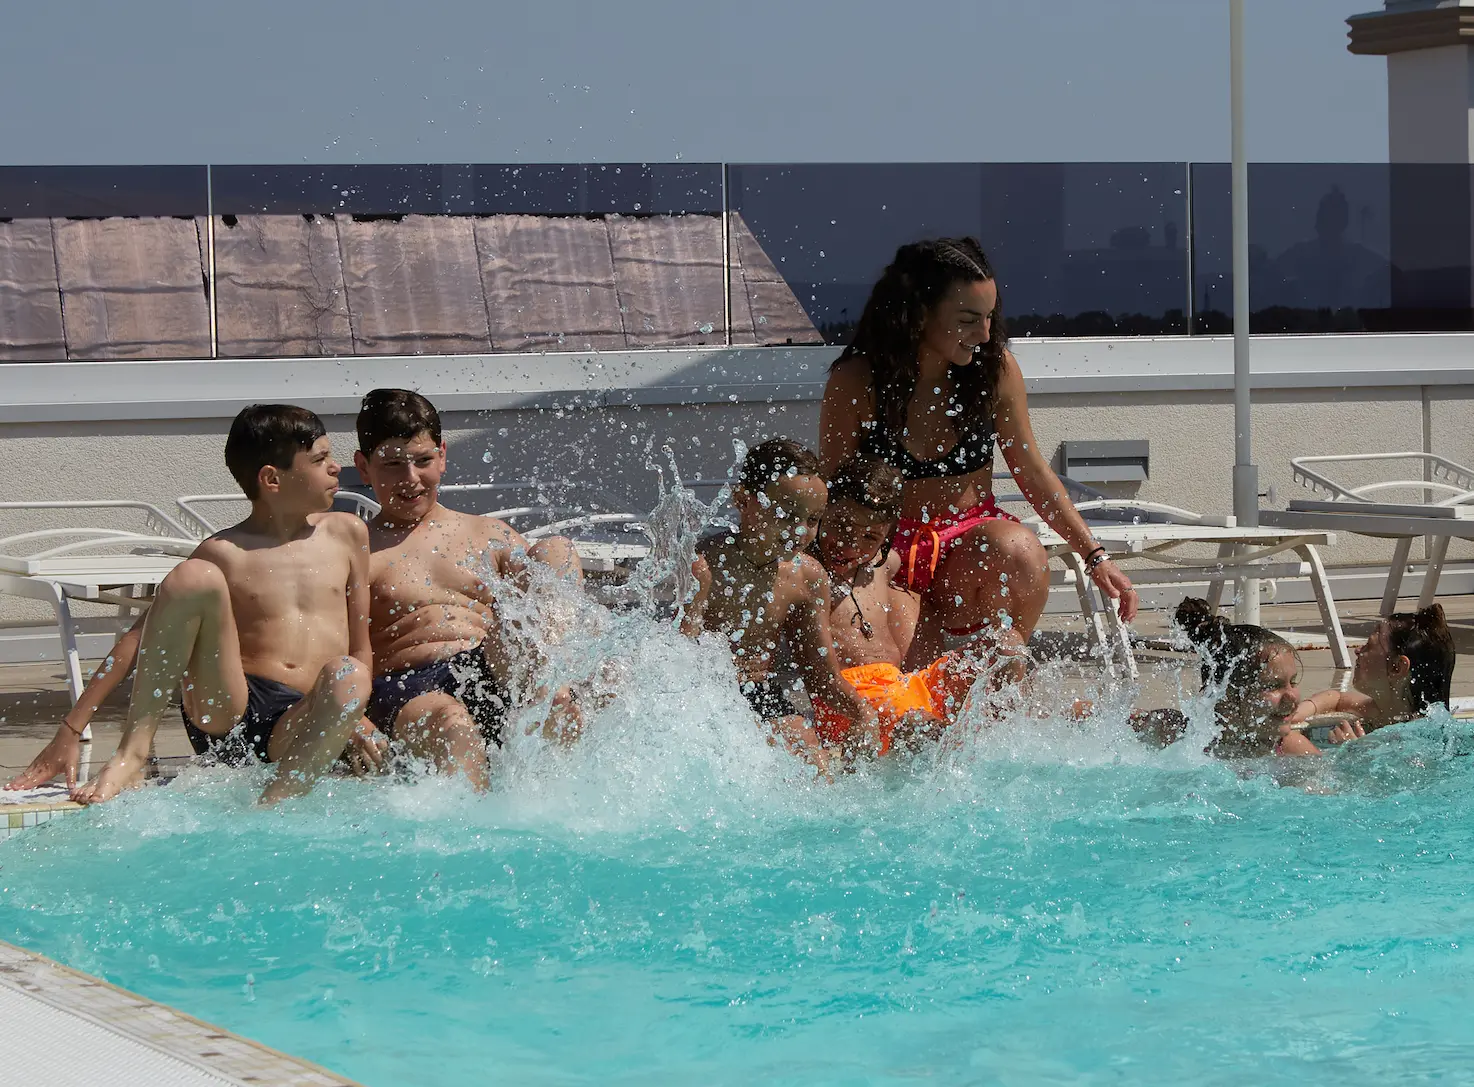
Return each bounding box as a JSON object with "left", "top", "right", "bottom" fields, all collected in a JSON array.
[
  {"left": 0, "top": 501, "right": 198, "bottom": 706},
  {"left": 1012, "top": 489, "right": 1350, "bottom": 679},
  {"left": 439, "top": 481, "right": 653, "bottom": 572},
  {"left": 1260, "top": 453, "right": 1474, "bottom": 615},
  {"left": 175, "top": 491, "right": 381, "bottom": 536}
]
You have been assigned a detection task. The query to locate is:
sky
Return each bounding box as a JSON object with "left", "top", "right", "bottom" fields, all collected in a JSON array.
[{"left": 0, "top": 0, "right": 1387, "bottom": 165}]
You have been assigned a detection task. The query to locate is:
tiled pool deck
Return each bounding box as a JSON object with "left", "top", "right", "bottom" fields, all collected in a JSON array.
[{"left": 0, "top": 940, "right": 360, "bottom": 1085}]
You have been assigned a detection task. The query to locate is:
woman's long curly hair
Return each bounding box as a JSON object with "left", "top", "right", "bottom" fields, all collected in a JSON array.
[{"left": 833, "top": 237, "right": 1008, "bottom": 437}]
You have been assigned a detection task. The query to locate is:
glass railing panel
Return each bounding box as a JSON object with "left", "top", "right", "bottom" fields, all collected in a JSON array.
[
  {"left": 1190, "top": 162, "right": 1471, "bottom": 334},
  {"left": 0, "top": 166, "right": 209, "bottom": 360},
  {"left": 727, "top": 163, "right": 1188, "bottom": 344}
]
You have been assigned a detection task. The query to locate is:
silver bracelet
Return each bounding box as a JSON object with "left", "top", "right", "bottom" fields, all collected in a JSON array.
[{"left": 1085, "top": 549, "right": 1110, "bottom": 572}]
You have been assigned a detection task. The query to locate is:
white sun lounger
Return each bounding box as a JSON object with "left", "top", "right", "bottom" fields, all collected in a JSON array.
[
  {"left": 175, "top": 491, "right": 381, "bottom": 536},
  {"left": 1259, "top": 453, "right": 1474, "bottom": 616},
  {"left": 439, "top": 482, "right": 653, "bottom": 572},
  {"left": 1018, "top": 498, "right": 1349, "bottom": 679},
  {"left": 0, "top": 501, "right": 198, "bottom": 705}
]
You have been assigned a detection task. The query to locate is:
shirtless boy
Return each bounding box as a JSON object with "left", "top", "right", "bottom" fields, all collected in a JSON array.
[
  {"left": 810, "top": 456, "right": 1007, "bottom": 754},
  {"left": 682, "top": 439, "right": 880, "bottom": 768},
  {"left": 355, "top": 389, "right": 582, "bottom": 790},
  {"left": 71, "top": 404, "right": 375, "bottom": 806}
]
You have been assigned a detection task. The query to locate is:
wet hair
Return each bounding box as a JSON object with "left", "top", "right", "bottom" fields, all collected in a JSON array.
[
  {"left": 224, "top": 404, "right": 328, "bottom": 500},
  {"left": 1175, "top": 597, "right": 1296, "bottom": 696},
  {"left": 826, "top": 456, "right": 904, "bottom": 523},
  {"left": 737, "top": 439, "right": 823, "bottom": 494},
  {"left": 833, "top": 237, "right": 1008, "bottom": 439},
  {"left": 357, "top": 388, "right": 442, "bottom": 456},
  {"left": 1384, "top": 603, "right": 1456, "bottom": 714}
]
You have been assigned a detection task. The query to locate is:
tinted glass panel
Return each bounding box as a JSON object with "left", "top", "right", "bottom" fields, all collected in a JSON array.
[
  {"left": 1190, "top": 163, "right": 1471, "bottom": 334},
  {"left": 0, "top": 166, "right": 207, "bottom": 218},
  {"left": 728, "top": 163, "right": 1189, "bottom": 343}
]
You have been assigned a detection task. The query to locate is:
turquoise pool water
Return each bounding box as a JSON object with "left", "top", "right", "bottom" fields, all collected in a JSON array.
[{"left": 3, "top": 623, "right": 1473, "bottom": 1086}]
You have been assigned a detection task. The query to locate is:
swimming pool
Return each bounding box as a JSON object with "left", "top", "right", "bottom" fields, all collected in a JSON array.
[{"left": 3, "top": 618, "right": 1473, "bottom": 1086}]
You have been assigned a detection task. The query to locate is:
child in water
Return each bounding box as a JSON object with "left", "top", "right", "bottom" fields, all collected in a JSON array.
[
  {"left": 1130, "top": 598, "right": 1313, "bottom": 758},
  {"left": 1287, "top": 603, "right": 1456, "bottom": 743},
  {"left": 682, "top": 439, "right": 881, "bottom": 770}
]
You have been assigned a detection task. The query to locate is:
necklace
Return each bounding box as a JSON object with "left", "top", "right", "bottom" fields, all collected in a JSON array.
[
  {"left": 730, "top": 542, "right": 782, "bottom": 574},
  {"left": 829, "top": 567, "right": 877, "bottom": 640}
]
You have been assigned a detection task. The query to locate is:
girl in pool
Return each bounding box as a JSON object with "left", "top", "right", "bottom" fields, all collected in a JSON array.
[
  {"left": 1128, "top": 598, "right": 1314, "bottom": 758},
  {"left": 819, "top": 238, "right": 1137, "bottom": 669},
  {"left": 1286, "top": 603, "right": 1456, "bottom": 743}
]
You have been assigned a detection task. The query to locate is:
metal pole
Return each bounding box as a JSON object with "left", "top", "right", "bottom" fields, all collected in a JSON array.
[
  {"left": 721, "top": 163, "right": 733, "bottom": 347},
  {"left": 1230, "top": 0, "right": 1260, "bottom": 623},
  {"left": 1184, "top": 161, "right": 1195, "bottom": 335},
  {"left": 206, "top": 164, "right": 219, "bottom": 359}
]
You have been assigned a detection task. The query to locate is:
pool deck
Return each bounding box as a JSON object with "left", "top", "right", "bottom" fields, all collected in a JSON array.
[{"left": 0, "top": 940, "right": 361, "bottom": 1086}]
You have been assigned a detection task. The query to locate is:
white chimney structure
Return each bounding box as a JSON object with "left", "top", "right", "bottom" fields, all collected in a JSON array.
[{"left": 1348, "top": 0, "right": 1474, "bottom": 316}]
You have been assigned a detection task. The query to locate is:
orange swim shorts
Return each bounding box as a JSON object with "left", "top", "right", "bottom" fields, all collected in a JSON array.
[{"left": 813, "top": 659, "right": 960, "bottom": 754}]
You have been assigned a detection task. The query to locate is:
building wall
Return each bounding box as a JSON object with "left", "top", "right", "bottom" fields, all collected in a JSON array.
[{"left": 3, "top": 336, "right": 1472, "bottom": 633}]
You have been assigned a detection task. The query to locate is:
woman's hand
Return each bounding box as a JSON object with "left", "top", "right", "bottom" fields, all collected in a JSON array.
[
  {"left": 1090, "top": 558, "right": 1138, "bottom": 622},
  {"left": 1328, "top": 719, "right": 1366, "bottom": 745},
  {"left": 5, "top": 722, "right": 84, "bottom": 792}
]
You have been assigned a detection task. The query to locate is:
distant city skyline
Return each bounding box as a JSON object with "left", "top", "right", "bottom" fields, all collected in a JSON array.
[{"left": 0, "top": 0, "right": 1387, "bottom": 166}]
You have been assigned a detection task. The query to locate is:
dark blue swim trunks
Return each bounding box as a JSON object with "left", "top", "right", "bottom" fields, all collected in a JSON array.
[
  {"left": 366, "top": 644, "right": 510, "bottom": 747},
  {"left": 180, "top": 674, "right": 304, "bottom": 764}
]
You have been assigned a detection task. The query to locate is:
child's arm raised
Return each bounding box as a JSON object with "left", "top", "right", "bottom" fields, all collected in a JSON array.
[
  {"left": 4, "top": 618, "right": 145, "bottom": 792},
  {"left": 1287, "top": 688, "right": 1376, "bottom": 724},
  {"left": 679, "top": 554, "right": 713, "bottom": 638},
  {"left": 787, "top": 556, "right": 881, "bottom": 753}
]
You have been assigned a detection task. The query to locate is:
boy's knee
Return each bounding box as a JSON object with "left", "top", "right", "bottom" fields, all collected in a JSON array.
[
  {"left": 529, "top": 535, "right": 583, "bottom": 579},
  {"left": 161, "top": 558, "right": 229, "bottom": 600},
  {"left": 319, "top": 656, "right": 369, "bottom": 707},
  {"left": 398, "top": 692, "right": 474, "bottom": 736}
]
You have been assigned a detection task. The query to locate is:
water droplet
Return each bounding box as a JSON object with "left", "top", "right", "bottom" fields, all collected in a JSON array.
[{"left": 482, "top": 451, "right": 493, "bottom": 463}]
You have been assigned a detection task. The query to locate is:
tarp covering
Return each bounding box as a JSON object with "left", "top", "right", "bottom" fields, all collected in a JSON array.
[
  {"left": 0, "top": 220, "right": 65, "bottom": 360},
  {"left": 214, "top": 214, "right": 352, "bottom": 357},
  {"left": 476, "top": 215, "right": 626, "bottom": 352},
  {"left": 607, "top": 214, "right": 727, "bottom": 347},
  {"left": 0, "top": 212, "right": 820, "bottom": 359},
  {"left": 338, "top": 215, "right": 492, "bottom": 356},
  {"left": 52, "top": 217, "right": 210, "bottom": 359},
  {"left": 729, "top": 213, "right": 821, "bottom": 346}
]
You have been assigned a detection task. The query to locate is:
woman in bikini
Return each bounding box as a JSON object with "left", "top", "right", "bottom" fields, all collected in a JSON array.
[{"left": 819, "top": 237, "right": 1137, "bottom": 667}]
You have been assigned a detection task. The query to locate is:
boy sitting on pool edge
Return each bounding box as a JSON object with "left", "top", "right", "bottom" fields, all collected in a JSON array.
[
  {"left": 356, "top": 389, "right": 584, "bottom": 790},
  {"left": 74, "top": 404, "right": 380, "bottom": 806},
  {"left": 681, "top": 439, "right": 880, "bottom": 771}
]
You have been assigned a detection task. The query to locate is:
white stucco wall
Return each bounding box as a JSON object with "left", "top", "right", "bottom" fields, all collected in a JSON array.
[{"left": 3, "top": 335, "right": 1472, "bottom": 637}]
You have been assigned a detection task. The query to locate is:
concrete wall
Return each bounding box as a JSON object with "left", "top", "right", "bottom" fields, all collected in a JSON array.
[{"left": 3, "top": 334, "right": 1473, "bottom": 639}]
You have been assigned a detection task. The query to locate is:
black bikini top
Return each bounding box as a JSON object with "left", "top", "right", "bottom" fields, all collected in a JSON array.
[{"left": 859, "top": 398, "right": 996, "bottom": 481}]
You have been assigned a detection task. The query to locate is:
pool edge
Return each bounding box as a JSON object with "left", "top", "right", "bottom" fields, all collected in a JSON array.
[{"left": 0, "top": 939, "right": 363, "bottom": 1086}]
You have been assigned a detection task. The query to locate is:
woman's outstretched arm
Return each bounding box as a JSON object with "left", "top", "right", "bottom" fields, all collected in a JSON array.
[{"left": 993, "top": 349, "right": 1137, "bottom": 622}]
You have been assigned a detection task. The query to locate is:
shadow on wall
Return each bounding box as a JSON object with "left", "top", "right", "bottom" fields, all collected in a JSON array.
[{"left": 0, "top": 213, "right": 821, "bottom": 360}]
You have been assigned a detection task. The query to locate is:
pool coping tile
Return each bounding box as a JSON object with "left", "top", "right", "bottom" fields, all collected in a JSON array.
[{"left": 0, "top": 940, "right": 363, "bottom": 1086}]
